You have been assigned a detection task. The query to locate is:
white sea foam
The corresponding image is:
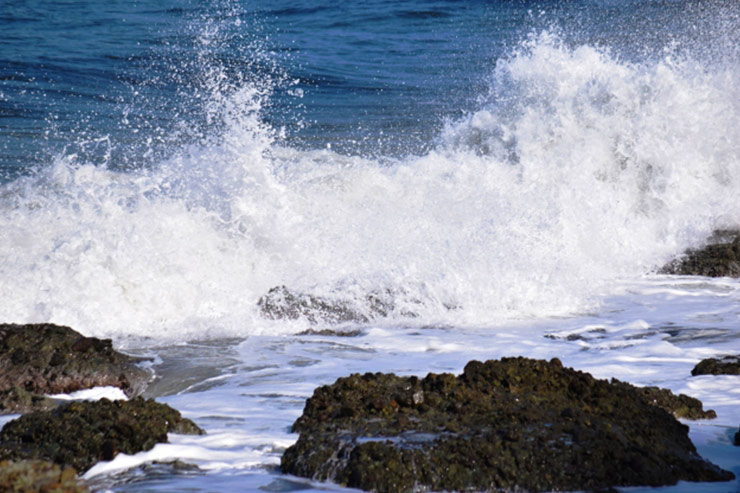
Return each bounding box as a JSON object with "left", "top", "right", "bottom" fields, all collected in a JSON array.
[
  {"left": 1, "top": 34, "right": 740, "bottom": 341},
  {"left": 48, "top": 386, "right": 128, "bottom": 402}
]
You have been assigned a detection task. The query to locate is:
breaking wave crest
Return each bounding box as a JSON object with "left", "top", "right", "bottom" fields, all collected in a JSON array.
[{"left": 2, "top": 32, "right": 740, "bottom": 340}]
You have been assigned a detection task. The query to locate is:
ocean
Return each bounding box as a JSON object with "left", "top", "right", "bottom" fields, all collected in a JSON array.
[{"left": 1, "top": 0, "right": 740, "bottom": 491}]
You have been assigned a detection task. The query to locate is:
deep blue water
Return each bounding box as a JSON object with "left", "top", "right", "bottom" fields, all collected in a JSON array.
[{"left": 3, "top": 0, "right": 737, "bottom": 182}]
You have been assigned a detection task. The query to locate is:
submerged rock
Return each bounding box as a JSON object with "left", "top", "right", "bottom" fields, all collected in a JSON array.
[
  {"left": 0, "top": 323, "right": 150, "bottom": 414},
  {"left": 660, "top": 230, "right": 740, "bottom": 277},
  {"left": 691, "top": 355, "right": 740, "bottom": 376},
  {"left": 258, "top": 286, "right": 415, "bottom": 325},
  {"left": 282, "top": 357, "right": 734, "bottom": 492},
  {"left": 0, "top": 397, "right": 204, "bottom": 472},
  {"left": 0, "top": 459, "right": 86, "bottom": 493}
]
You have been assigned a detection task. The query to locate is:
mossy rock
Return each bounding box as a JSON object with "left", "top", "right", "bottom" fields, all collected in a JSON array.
[
  {"left": 0, "top": 397, "right": 204, "bottom": 472},
  {"left": 660, "top": 230, "right": 740, "bottom": 277},
  {"left": 691, "top": 355, "right": 740, "bottom": 376},
  {"left": 282, "top": 357, "right": 734, "bottom": 492},
  {"left": 635, "top": 386, "right": 716, "bottom": 419},
  {"left": 0, "top": 459, "right": 86, "bottom": 492},
  {"left": 0, "top": 323, "right": 150, "bottom": 413},
  {"left": 0, "top": 388, "right": 56, "bottom": 415}
]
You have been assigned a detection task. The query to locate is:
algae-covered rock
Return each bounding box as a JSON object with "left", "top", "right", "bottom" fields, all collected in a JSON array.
[
  {"left": 635, "top": 386, "right": 716, "bottom": 419},
  {"left": 0, "top": 459, "right": 86, "bottom": 492},
  {"left": 0, "top": 397, "right": 204, "bottom": 472},
  {"left": 660, "top": 230, "right": 740, "bottom": 277},
  {"left": 691, "top": 355, "right": 740, "bottom": 376},
  {"left": 282, "top": 357, "right": 734, "bottom": 492},
  {"left": 0, "top": 323, "right": 150, "bottom": 414},
  {"left": 0, "top": 388, "right": 56, "bottom": 415}
]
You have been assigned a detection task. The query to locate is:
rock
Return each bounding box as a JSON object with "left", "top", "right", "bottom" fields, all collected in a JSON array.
[
  {"left": 735, "top": 426, "right": 739, "bottom": 446},
  {"left": 258, "top": 286, "right": 371, "bottom": 324},
  {"left": 691, "top": 355, "right": 740, "bottom": 376},
  {"left": 0, "top": 323, "right": 150, "bottom": 414},
  {"left": 660, "top": 230, "right": 740, "bottom": 277},
  {"left": 635, "top": 386, "right": 716, "bottom": 419},
  {"left": 0, "top": 459, "right": 87, "bottom": 492},
  {"left": 0, "top": 388, "right": 56, "bottom": 415},
  {"left": 0, "top": 397, "right": 204, "bottom": 473},
  {"left": 258, "top": 286, "right": 414, "bottom": 325},
  {"left": 296, "top": 328, "right": 364, "bottom": 337},
  {"left": 282, "top": 357, "right": 734, "bottom": 492}
]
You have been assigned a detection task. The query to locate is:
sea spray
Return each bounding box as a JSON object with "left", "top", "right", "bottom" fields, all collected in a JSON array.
[{"left": 2, "top": 32, "right": 740, "bottom": 340}]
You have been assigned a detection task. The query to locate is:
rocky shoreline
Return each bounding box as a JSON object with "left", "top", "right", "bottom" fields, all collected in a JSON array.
[
  {"left": 3, "top": 228, "right": 740, "bottom": 493},
  {"left": 0, "top": 323, "right": 150, "bottom": 414},
  {"left": 281, "top": 357, "right": 734, "bottom": 492},
  {"left": 0, "top": 323, "right": 203, "bottom": 491}
]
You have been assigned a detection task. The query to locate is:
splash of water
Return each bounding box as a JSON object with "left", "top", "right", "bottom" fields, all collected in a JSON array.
[{"left": 1, "top": 31, "right": 740, "bottom": 341}]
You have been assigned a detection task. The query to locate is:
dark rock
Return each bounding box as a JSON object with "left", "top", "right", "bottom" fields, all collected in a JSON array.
[
  {"left": 296, "top": 329, "right": 364, "bottom": 337},
  {"left": 282, "top": 357, "right": 734, "bottom": 492},
  {"left": 258, "top": 286, "right": 416, "bottom": 325},
  {"left": 691, "top": 355, "right": 740, "bottom": 376},
  {"left": 258, "top": 286, "right": 370, "bottom": 324},
  {"left": 660, "top": 230, "right": 740, "bottom": 277},
  {"left": 0, "top": 397, "right": 204, "bottom": 472},
  {"left": 635, "top": 386, "right": 716, "bottom": 419},
  {"left": 85, "top": 459, "right": 201, "bottom": 491},
  {"left": 0, "top": 459, "right": 87, "bottom": 492},
  {"left": 735, "top": 426, "right": 739, "bottom": 446},
  {"left": 0, "top": 323, "right": 150, "bottom": 414},
  {"left": 0, "top": 388, "right": 56, "bottom": 415}
]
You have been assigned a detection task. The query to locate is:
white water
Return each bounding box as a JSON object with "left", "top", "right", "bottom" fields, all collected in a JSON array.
[
  {"left": 1, "top": 32, "right": 740, "bottom": 491},
  {"left": 2, "top": 34, "right": 740, "bottom": 340}
]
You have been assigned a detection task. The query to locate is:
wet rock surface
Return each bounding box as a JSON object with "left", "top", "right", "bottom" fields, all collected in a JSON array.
[
  {"left": 660, "top": 230, "right": 740, "bottom": 277},
  {"left": 0, "top": 397, "right": 204, "bottom": 473},
  {"left": 258, "top": 286, "right": 415, "bottom": 325},
  {"left": 0, "top": 459, "right": 87, "bottom": 493},
  {"left": 282, "top": 357, "right": 734, "bottom": 492},
  {"left": 0, "top": 387, "right": 56, "bottom": 415},
  {"left": 0, "top": 323, "right": 150, "bottom": 413},
  {"left": 635, "top": 386, "right": 716, "bottom": 419},
  {"left": 691, "top": 354, "right": 740, "bottom": 376}
]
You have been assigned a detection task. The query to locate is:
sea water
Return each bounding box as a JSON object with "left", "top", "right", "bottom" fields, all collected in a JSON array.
[{"left": 1, "top": 1, "right": 739, "bottom": 491}]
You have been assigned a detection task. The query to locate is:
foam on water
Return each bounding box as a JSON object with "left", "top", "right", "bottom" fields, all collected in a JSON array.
[
  {"left": 71, "top": 275, "right": 740, "bottom": 491},
  {"left": 2, "top": 32, "right": 740, "bottom": 341}
]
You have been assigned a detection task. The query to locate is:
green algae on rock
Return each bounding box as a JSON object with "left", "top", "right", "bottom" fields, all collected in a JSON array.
[
  {"left": 635, "top": 385, "right": 716, "bottom": 419},
  {"left": 0, "top": 397, "right": 204, "bottom": 473},
  {"left": 660, "top": 230, "right": 740, "bottom": 277},
  {"left": 282, "top": 357, "right": 734, "bottom": 492},
  {"left": 692, "top": 354, "right": 740, "bottom": 376},
  {"left": 0, "top": 459, "right": 87, "bottom": 493},
  {"left": 0, "top": 387, "right": 56, "bottom": 415},
  {"left": 0, "top": 323, "right": 150, "bottom": 414}
]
